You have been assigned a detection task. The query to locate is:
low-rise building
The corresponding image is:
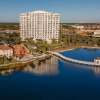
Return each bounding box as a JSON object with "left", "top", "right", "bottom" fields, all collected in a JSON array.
[
  {"left": 93, "top": 30, "right": 100, "bottom": 37},
  {"left": 71, "top": 25, "right": 84, "bottom": 30},
  {"left": 0, "top": 45, "right": 13, "bottom": 58},
  {"left": 13, "top": 44, "right": 29, "bottom": 58},
  {"left": 83, "top": 24, "right": 100, "bottom": 30}
]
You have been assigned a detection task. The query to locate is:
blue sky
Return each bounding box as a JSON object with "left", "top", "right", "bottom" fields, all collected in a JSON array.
[{"left": 0, "top": 0, "right": 100, "bottom": 23}]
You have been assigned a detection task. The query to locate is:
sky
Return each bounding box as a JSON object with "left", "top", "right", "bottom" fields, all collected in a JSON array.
[{"left": 0, "top": 0, "right": 100, "bottom": 23}]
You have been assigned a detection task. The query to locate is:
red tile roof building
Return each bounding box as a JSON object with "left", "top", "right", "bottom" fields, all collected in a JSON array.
[{"left": 13, "top": 44, "right": 29, "bottom": 58}]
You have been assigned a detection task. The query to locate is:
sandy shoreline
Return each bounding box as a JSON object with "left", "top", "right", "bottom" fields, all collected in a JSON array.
[{"left": 51, "top": 46, "right": 100, "bottom": 53}]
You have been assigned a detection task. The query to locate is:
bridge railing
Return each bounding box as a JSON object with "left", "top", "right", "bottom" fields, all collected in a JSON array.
[{"left": 49, "top": 51, "right": 100, "bottom": 67}]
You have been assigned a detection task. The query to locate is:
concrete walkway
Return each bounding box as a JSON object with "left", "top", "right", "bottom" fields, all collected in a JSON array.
[
  {"left": 49, "top": 51, "right": 100, "bottom": 67},
  {"left": 0, "top": 54, "right": 50, "bottom": 68}
]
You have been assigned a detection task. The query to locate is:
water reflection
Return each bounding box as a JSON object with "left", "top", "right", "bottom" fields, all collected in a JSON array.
[
  {"left": 0, "top": 69, "right": 14, "bottom": 76},
  {"left": 58, "top": 59, "right": 100, "bottom": 76},
  {"left": 0, "top": 66, "right": 25, "bottom": 76},
  {"left": 23, "top": 56, "right": 59, "bottom": 75},
  {"left": 0, "top": 57, "right": 59, "bottom": 76},
  {"left": 91, "top": 66, "right": 100, "bottom": 75},
  {"left": 0, "top": 56, "right": 100, "bottom": 76}
]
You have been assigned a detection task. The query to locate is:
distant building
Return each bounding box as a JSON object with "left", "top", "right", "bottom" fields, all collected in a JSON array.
[
  {"left": 83, "top": 24, "right": 100, "bottom": 30},
  {"left": 71, "top": 25, "right": 84, "bottom": 30},
  {"left": 93, "top": 30, "right": 100, "bottom": 37},
  {"left": 0, "top": 45, "right": 13, "bottom": 58},
  {"left": 71, "top": 24, "right": 100, "bottom": 31},
  {"left": 20, "top": 10, "right": 60, "bottom": 43}
]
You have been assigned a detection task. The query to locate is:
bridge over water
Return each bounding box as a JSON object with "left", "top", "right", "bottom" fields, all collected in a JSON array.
[{"left": 48, "top": 51, "right": 100, "bottom": 67}]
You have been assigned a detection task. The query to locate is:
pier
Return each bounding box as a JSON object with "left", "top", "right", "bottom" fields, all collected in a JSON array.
[{"left": 48, "top": 51, "right": 100, "bottom": 67}]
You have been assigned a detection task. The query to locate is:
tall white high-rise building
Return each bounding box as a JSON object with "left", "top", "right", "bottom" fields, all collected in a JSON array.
[{"left": 20, "top": 10, "right": 60, "bottom": 43}]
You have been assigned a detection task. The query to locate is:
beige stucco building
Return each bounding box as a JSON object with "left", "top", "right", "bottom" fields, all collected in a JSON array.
[{"left": 0, "top": 45, "right": 13, "bottom": 58}]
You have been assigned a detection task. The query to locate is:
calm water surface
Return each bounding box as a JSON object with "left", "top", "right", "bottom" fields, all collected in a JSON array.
[
  {"left": 61, "top": 48, "right": 100, "bottom": 62},
  {"left": 0, "top": 48, "right": 100, "bottom": 100}
]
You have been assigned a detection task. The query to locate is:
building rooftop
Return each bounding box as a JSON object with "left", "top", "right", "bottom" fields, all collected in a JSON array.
[
  {"left": 33, "top": 10, "right": 49, "bottom": 13},
  {"left": 0, "top": 45, "right": 12, "bottom": 50},
  {"left": 20, "top": 10, "right": 60, "bottom": 16}
]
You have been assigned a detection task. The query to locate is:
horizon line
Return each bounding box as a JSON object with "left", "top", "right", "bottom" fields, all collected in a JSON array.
[{"left": 0, "top": 22, "right": 100, "bottom": 24}]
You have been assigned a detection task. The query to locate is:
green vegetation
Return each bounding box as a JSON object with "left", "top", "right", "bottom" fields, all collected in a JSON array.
[
  {"left": 22, "top": 33, "right": 100, "bottom": 54},
  {"left": 60, "top": 34, "right": 100, "bottom": 47},
  {"left": 60, "top": 23, "right": 100, "bottom": 47},
  {"left": 0, "top": 23, "right": 19, "bottom": 30},
  {"left": 0, "top": 23, "right": 20, "bottom": 44},
  {"left": 0, "top": 23, "right": 100, "bottom": 54},
  {"left": 23, "top": 38, "right": 50, "bottom": 54},
  {"left": 0, "top": 32, "right": 21, "bottom": 44},
  {"left": 0, "top": 56, "right": 16, "bottom": 64}
]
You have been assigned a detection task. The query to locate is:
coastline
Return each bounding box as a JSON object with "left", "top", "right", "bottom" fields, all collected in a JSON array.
[
  {"left": 51, "top": 47, "right": 77, "bottom": 52},
  {"left": 0, "top": 54, "right": 51, "bottom": 70},
  {"left": 0, "top": 46, "right": 100, "bottom": 70},
  {"left": 51, "top": 46, "right": 100, "bottom": 53},
  {"left": 51, "top": 52, "right": 100, "bottom": 67},
  {"left": 49, "top": 47, "right": 100, "bottom": 67}
]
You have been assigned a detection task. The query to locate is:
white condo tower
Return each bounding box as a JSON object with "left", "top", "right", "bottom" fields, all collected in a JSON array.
[{"left": 20, "top": 10, "right": 60, "bottom": 43}]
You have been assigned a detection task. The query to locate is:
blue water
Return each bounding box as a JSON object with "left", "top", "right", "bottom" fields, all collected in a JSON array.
[
  {"left": 61, "top": 48, "right": 100, "bottom": 62},
  {"left": 0, "top": 48, "right": 100, "bottom": 100}
]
